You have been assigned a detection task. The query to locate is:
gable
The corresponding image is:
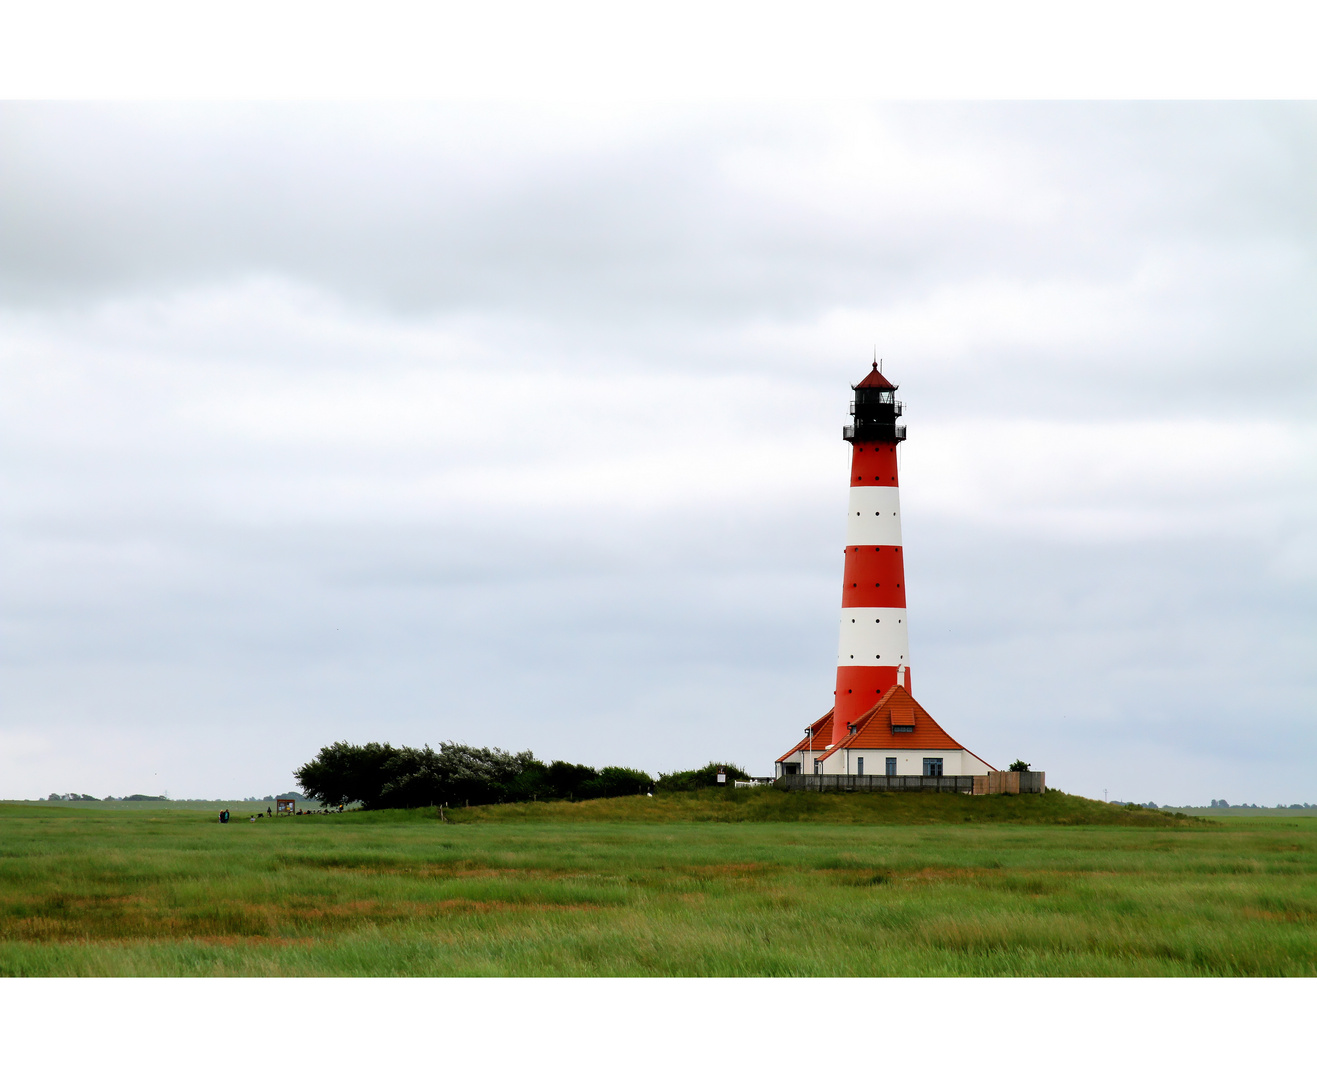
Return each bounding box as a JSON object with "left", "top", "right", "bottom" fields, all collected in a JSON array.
[{"left": 775, "top": 708, "right": 835, "bottom": 762}]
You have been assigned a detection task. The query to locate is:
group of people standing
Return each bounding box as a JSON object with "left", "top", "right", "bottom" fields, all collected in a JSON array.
[{"left": 218, "top": 804, "right": 345, "bottom": 823}]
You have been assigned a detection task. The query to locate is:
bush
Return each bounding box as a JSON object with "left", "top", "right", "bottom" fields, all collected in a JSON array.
[
  {"left": 295, "top": 741, "right": 541, "bottom": 810},
  {"left": 294, "top": 742, "right": 655, "bottom": 810},
  {"left": 1008, "top": 760, "right": 1031, "bottom": 773},
  {"left": 656, "top": 762, "right": 751, "bottom": 792},
  {"left": 582, "top": 767, "right": 655, "bottom": 799},
  {"left": 544, "top": 760, "right": 598, "bottom": 799},
  {"left": 294, "top": 741, "right": 402, "bottom": 806}
]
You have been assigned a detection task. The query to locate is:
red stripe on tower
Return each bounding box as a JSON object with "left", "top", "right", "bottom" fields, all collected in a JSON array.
[{"left": 831, "top": 361, "right": 908, "bottom": 746}]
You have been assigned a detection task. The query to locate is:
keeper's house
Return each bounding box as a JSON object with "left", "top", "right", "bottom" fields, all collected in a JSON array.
[{"left": 777, "top": 684, "right": 993, "bottom": 778}]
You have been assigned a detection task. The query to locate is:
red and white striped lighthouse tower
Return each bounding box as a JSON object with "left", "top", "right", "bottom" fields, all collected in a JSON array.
[
  {"left": 774, "top": 361, "right": 995, "bottom": 780},
  {"left": 831, "top": 361, "right": 909, "bottom": 746}
]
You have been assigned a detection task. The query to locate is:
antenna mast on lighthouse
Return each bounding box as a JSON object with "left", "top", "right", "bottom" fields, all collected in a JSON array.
[{"left": 832, "top": 361, "right": 908, "bottom": 746}]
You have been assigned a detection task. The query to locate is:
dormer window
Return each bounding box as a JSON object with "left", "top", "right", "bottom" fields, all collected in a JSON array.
[{"left": 892, "top": 724, "right": 914, "bottom": 733}]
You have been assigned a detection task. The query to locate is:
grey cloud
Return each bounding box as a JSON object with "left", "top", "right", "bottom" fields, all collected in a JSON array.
[
  {"left": 5, "top": 104, "right": 1310, "bottom": 317},
  {"left": 1, "top": 102, "right": 1313, "bottom": 802}
]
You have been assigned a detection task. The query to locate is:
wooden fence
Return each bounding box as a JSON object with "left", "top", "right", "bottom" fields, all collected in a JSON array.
[
  {"left": 774, "top": 771, "right": 1045, "bottom": 795},
  {"left": 774, "top": 774, "right": 976, "bottom": 794},
  {"left": 973, "top": 771, "right": 1046, "bottom": 794}
]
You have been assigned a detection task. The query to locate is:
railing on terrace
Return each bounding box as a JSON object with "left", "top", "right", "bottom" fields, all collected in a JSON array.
[{"left": 843, "top": 423, "right": 906, "bottom": 442}]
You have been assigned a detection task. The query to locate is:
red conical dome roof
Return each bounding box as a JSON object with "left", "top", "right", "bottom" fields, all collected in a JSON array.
[{"left": 854, "top": 361, "right": 894, "bottom": 390}]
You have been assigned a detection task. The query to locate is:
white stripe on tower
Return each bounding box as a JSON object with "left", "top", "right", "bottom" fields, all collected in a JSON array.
[
  {"left": 836, "top": 608, "right": 910, "bottom": 665},
  {"left": 843, "top": 486, "right": 903, "bottom": 545}
]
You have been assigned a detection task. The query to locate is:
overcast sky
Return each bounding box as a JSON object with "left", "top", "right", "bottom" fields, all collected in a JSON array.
[{"left": 1, "top": 101, "right": 1313, "bottom": 803}]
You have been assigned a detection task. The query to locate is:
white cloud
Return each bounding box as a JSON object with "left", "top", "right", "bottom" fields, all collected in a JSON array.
[{"left": 1, "top": 102, "right": 1313, "bottom": 803}]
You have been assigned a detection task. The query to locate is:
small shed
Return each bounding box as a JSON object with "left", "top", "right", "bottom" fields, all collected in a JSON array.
[{"left": 276, "top": 798, "right": 296, "bottom": 815}]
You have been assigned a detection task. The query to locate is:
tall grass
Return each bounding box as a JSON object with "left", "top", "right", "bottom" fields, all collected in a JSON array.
[{"left": 1, "top": 794, "right": 1312, "bottom": 977}]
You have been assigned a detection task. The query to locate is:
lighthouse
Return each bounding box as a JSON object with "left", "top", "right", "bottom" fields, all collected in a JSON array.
[
  {"left": 776, "top": 362, "right": 994, "bottom": 780},
  {"left": 833, "top": 361, "right": 910, "bottom": 743}
]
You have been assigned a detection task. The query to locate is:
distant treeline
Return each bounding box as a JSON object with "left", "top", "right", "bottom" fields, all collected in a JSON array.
[{"left": 294, "top": 741, "right": 750, "bottom": 810}]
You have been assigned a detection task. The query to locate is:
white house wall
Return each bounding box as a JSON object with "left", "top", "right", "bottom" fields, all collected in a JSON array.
[
  {"left": 778, "top": 747, "right": 992, "bottom": 776},
  {"left": 843, "top": 748, "right": 989, "bottom": 777}
]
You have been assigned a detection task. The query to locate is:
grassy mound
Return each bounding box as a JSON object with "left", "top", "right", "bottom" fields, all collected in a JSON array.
[{"left": 441, "top": 787, "right": 1200, "bottom": 826}]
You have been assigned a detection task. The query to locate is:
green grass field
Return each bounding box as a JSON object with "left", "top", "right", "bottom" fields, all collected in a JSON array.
[{"left": 2, "top": 790, "right": 1314, "bottom": 976}]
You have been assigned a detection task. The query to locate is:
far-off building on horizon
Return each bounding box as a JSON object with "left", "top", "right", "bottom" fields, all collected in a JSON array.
[{"left": 776, "top": 363, "right": 1034, "bottom": 793}]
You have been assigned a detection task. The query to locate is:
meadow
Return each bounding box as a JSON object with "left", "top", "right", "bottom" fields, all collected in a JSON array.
[{"left": 2, "top": 790, "right": 1314, "bottom": 976}]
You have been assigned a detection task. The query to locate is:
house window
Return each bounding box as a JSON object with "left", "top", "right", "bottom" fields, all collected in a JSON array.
[
  {"left": 813, "top": 759, "right": 822, "bottom": 775},
  {"left": 782, "top": 763, "right": 799, "bottom": 775},
  {"left": 856, "top": 757, "right": 864, "bottom": 776},
  {"left": 923, "top": 758, "right": 944, "bottom": 777},
  {"left": 885, "top": 757, "right": 896, "bottom": 776}
]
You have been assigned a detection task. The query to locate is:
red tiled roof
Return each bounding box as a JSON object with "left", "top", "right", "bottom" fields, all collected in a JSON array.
[
  {"left": 780, "top": 685, "right": 995, "bottom": 769},
  {"left": 776, "top": 709, "right": 835, "bottom": 762},
  {"left": 837, "top": 685, "right": 965, "bottom": 752},
  {"left": 854, "top": 362, "right": 894, "bottom": 390}
]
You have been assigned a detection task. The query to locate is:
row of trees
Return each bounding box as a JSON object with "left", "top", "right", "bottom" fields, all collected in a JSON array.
[{"left": 293, "top": 741, "right": 751, "bottom": 810}]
